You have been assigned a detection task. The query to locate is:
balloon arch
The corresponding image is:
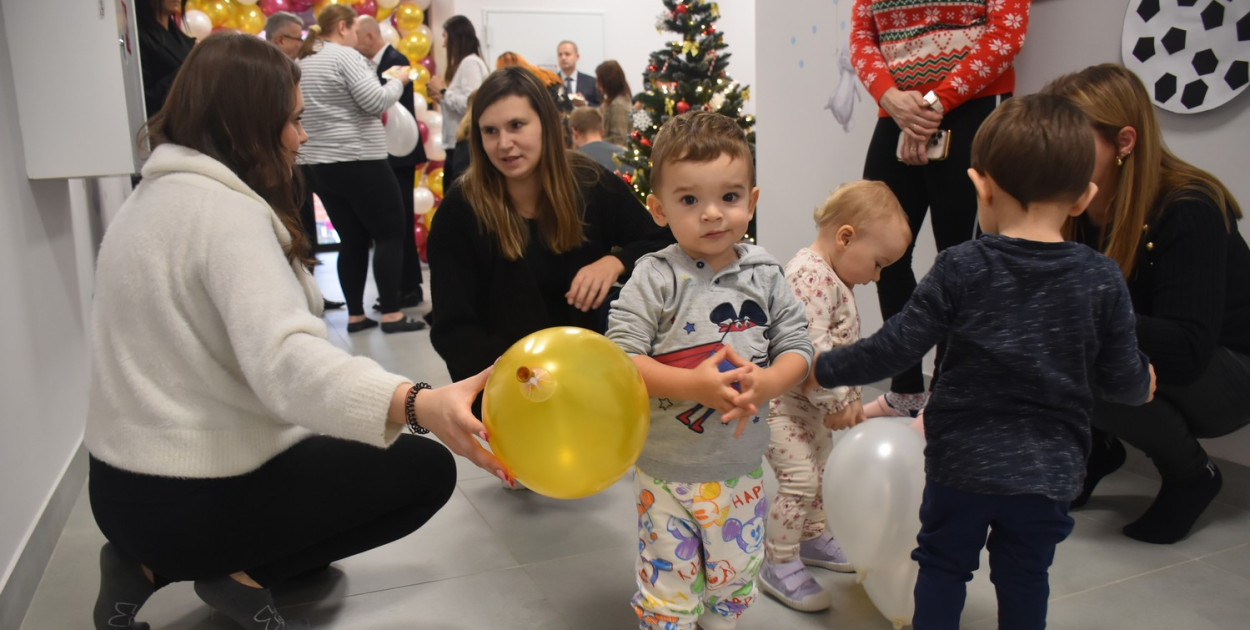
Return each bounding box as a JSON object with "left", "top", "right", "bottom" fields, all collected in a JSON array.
[{"left": 180, "top": 0, "right": 445, "bottom": 256}]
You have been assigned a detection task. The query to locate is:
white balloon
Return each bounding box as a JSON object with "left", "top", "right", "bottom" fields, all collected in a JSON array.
[
  {"left": 825, "top": 418, "right": 925, "bottom": 627},
  {"left": 416, "top": 24, "right": 433, "bottom": 40},
  {"left": 413, "top": 186, "right": 435, "bottom": 214},
  {"left": 377, "top": 0, "right": 401, "bottom": 8},
  {"left": 379, "top": 22, "right": 399, "bottom": 47},
  {"left": 183, "top": 10, "right": 212, "bottom": 40},
  {"left": 424, "top": 137, "right": 446, "bottom": 162},
  {"left": 416, "top": 109, "right": 443, "bottom": 129},
  {"left": 412, "top": 0, "right": 433, "bottom": 9},
  {"left": 861, "top": 555, "right": 919, "bottom": 629},
  {"left": 411, "top": 92, "right": 428, "bottom": 113},
  {"left": 383, "top": 102, "right": 419, "bottom": 156}
]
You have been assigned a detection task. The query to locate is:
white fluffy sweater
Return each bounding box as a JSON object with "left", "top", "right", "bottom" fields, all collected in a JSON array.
[{"left": 86, "top": 144, "right": 408, "bottom": 478}]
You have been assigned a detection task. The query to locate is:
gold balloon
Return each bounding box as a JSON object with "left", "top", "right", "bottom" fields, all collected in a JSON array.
[
  {"left": 427, "top": 166, "right": 443, "bottom": 197},
  {"left": 395, "top": 30, "right": 431, "bottom": 63},
  {"left": 483, "top": 327, "right": 650, "bottom": 499},
  {"left": 393, "top": 2, "right": 425, "bottom": 35},
  {"left": 313, "top": 0, "right": 353, "bottom": 18},
  {"left": 423, "top": 205, "right": 437, "bottom": 230},
  {"left": 200, "top": 0, "right": 237, "bottom": 28},
  {"left": 410, "top": 63, "right": 430, "bottom": 86},
  {"left": 377, "top": 4, "right": 394, "bottom": 21},
  {"left": 235, "top": 6, "right": 266, "bottom": 35}
]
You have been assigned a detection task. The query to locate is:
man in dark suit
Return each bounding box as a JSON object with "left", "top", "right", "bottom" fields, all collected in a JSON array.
[
  {"left": 556, "top": 40, "right": 601, "bottom": 107},
  {"left": 357, "top": 16, "right": 427, "bottom": 308}
]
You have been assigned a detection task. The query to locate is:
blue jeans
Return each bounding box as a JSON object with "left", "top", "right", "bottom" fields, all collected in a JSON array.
[{"left": 912, "top": 480, "right": 1073, "bottom": 630}]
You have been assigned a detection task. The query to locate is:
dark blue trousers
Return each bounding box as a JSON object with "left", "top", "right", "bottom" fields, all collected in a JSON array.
[{"left": 912, "top": 480, "right": 1073, "bottom": 630}]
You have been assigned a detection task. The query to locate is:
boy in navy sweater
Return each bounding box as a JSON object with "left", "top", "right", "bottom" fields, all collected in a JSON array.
[{"left": 814, "top": 94, "right": 1155, "bottom": 629}]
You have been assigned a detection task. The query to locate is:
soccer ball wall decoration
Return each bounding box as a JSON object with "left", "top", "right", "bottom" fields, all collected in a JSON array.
[{"left": 1122, "top": 0, "right": 1249, "bottom": 114}]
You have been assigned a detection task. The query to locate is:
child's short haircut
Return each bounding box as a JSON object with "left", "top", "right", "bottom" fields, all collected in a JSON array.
[
  {"left": 649, "top": 111, "right": 754, "bottom": 193},
  {"left": 814, "top": 180, "right": 908, "bottom": 232},
  {"left": 568, "top": 107, "right": 605, "bottom": 135},
  {"left": 970, "top": 94, "right": 1095, "bottom": 207}
]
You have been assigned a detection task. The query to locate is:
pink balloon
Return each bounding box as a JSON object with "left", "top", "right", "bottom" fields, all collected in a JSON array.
[
  {"left": 258, "top": 0, "right": 294, "bottom": 15},
  {"left": 417, "top": 120, "right": 428, "bottom": 144},
  {"left": 420, "top": 55, "right": 436, "bottom": 76},
  {"left": 289, "top": 0, "right": 314, "bottom": 11},
  {"left": 352, "top": 0, "right": 377, "bottom": 18},
  {"left": 413, "top": 221, "right": 428, "bottom": 263}
]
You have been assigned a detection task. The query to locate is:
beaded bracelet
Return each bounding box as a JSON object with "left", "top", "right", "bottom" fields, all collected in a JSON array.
[{"left": 405, "top": 382, "right": 432, "bottom": 434}]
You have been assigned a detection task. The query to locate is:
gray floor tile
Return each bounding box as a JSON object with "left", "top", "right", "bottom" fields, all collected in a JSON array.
[
  {"left": 457, "top": 474, "right": 639, "bottom": 565},
  {"left": 282, "top": 567, "right": 567, "bottom": 630},
  {"left": 1045, "top": 560, "right": 1250, "bottom": 629},
  {"left": 1200, "top": 543, "right": 1250, "bottom": 581}
]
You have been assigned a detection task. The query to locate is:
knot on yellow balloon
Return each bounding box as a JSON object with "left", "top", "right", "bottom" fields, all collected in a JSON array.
[{"left": 516, "top": 366, "right": 555, "bottom": 402}]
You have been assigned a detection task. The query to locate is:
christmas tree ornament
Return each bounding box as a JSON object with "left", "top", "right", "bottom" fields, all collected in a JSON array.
[{"left": 676, "top": 100, "right": 690, "bottom": 114}]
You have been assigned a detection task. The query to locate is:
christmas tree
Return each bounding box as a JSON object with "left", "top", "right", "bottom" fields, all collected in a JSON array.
[{"left": 617, "top": 0, "right": 756, "bottom": 208}]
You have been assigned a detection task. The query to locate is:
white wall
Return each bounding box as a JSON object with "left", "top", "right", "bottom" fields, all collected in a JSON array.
[
  {"left": 757, "top": 0, "right": 1250, "bottom": 338},
  {"left": 0, "top": 0, "right": 95, "bottom": 606},
  {"left": 434, "top": 0, "right": 756, "bottom": 114}
]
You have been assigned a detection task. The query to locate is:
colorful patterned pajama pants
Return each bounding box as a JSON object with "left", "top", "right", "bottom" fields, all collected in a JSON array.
[{"left": 632, "top": 466, "right": 768, "bottom": 630}]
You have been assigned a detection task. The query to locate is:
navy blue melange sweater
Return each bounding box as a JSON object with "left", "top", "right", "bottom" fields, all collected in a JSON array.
[{"left": 816, "top": 235, "right": 1152, "bottom": 501}]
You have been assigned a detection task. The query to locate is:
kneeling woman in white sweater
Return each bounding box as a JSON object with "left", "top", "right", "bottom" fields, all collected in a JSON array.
[{"left": 87, "top": 32, "right": 508, "bottom": 630}]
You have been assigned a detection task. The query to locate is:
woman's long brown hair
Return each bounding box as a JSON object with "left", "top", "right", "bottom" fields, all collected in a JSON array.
[
  {"left": 146, "top": 31, "right": 313, "bottom": 267},
  {"left": 1043, "top": 63, "right": 1241, "bottom": 277}
]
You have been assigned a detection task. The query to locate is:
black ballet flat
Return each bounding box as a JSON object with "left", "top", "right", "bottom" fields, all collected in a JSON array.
[
  {"left": 381, "top": 317, "right": 427, "bottom": 333},
  {"left": 347, "top": 318, "right": 378, "bottom": 333}
]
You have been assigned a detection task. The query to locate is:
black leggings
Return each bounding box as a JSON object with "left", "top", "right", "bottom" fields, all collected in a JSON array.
[
  {"left": 863, "top": 93, "right": 1005, "bottom": 394},
  {"left": 393, "top": 164, "right": 424, "bottom": 295},
  {"left": 305, "top": 160, "right": 407, "bottom": 315},
  {"left": 89, "top": 434, "right": 456, "bottom": 587},
  {"left": 1093, "top": 347, "right": 1250, "bottom": 479}
]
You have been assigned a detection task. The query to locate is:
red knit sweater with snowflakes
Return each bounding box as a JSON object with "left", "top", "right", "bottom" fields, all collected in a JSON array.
[{"left": 851, "top": 0, "right": 1031, "bottom": 116}]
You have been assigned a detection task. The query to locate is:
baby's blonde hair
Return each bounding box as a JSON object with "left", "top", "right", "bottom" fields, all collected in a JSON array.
[{"left": 814, "top": 180, "right": 907, "bottom": 232}]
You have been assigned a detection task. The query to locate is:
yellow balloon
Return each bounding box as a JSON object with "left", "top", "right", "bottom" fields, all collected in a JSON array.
[
  {"left": 427, "top": 166, "right": 444, "bottom": 197},
  {"left": 484, "top": 327, "right": 650, "bottom": 499},
  {"left": 423, "top": 204, "right": 436, "bottom": 230},
  {"left": 200, "top": 0, "right": 237, "bottom": 28},
  {"left": 393, "top": 2, "right": 425, "bottom": 35},
  {"left": 235, "top": 5, "right": 265, "bottom": 35},
  {"left": 313, "top": 0, "right": 352, "bottom": 17},
  {"left": 396, "top": 30, "right": 431, "bottom": 62},
  {"left": 410, "top": 63, "right": 430, "bottom": 86},
  {"left": 377, "top": 4, "right": 394, "bottom": 21}
]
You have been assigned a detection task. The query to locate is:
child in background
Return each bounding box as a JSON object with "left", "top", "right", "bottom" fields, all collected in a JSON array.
[
  {"left": 607, "top": 111, "right": 814, "bottom": 630},
  {"left": 759, "top": 181, "right": 911, "bottom": 612},
  {"left": 812, "top": 94, "right": 1155, "bottom": 629}
]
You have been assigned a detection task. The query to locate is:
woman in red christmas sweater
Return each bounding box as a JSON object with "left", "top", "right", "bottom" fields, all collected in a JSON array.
[{"left": 851, "top": 0, "right": 1031, "bottom": 417}]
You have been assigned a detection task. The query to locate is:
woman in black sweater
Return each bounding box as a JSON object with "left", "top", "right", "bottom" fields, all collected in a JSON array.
[
  {"left": 427, "top": 67, "right": 671, "bottom": 386},
  {"left": 1045, "top": 64, "right": 1250, "bottom": 544},
  {"left": 138, "top": 0, "right": 194, "bottom": 118}
]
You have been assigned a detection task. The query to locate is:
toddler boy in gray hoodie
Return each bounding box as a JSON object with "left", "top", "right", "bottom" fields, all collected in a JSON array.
[{"left": 607, "top": 112, "right": 813, "bottom": 630}]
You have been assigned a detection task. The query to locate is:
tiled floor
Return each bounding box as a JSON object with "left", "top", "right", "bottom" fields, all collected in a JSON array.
[{"left": 19, "top": 255, "right": 1250, "bottom": 629}]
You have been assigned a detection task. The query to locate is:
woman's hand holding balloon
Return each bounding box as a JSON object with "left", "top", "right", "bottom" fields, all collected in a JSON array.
[{"left": 409, "top": 368, "right": 510, "bottom": 483}]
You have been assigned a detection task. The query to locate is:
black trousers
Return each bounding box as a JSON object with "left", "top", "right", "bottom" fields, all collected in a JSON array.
[
  {"left": 89, "top": 435, "right": 456, "bottom": 587},
  {"left": 393, "top": 163, "right": 424, "bottom": 295},
  {"left": 863, "top": 94, "right": 1006, "bottom": 394},
  {"left": 1093, "top": 347, "right": 1250, "bottom": 479},
  {"left": 304, "top": 160, "right": 407, "bottom": 315}
]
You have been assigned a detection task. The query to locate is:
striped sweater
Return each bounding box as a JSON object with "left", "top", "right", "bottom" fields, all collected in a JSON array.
[
  {"left": 851, "top": 0, "right": 1030, "bottom": 116},
  {"left": 297, "top": 41, "right": 402, "bottom": 164}
]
